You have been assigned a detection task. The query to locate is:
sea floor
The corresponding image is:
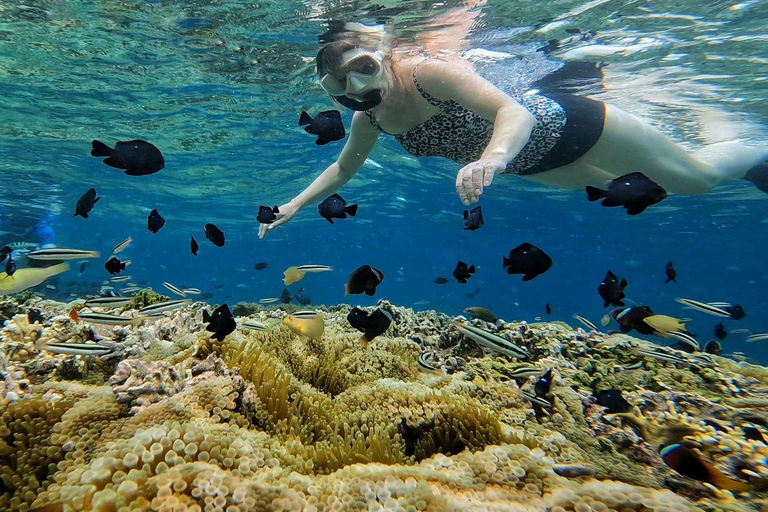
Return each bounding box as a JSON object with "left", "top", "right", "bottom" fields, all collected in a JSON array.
[{"left": 1, "top": 295, "right": 767, "bottom": 512}]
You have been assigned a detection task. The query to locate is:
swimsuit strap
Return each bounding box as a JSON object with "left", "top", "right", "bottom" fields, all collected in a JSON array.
[{"left": 412, "top": 57, "right": 448, "bottom": 107}]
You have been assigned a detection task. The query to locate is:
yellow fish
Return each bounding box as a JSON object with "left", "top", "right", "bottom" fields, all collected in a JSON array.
[
  {"left": 282, "top": 266, "right": 306, "bottom": 285},
  {"left": 0, "top": 263, "right": 69, "bottom": 295},
  {"left": 283, "top": 311, "right": 324, "bottom": 342},
  {"left": 643, "top": 314, "right": 687, "bottom": 336}
]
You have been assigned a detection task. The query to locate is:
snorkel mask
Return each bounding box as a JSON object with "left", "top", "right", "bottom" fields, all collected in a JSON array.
[{"left": 319, "top": 49, "right": 385, "bottom": 111}]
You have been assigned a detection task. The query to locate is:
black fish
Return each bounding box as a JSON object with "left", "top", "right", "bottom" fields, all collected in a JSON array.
[
  {"left": 91, "top": 139, "right": 165, "bottom": 176},
  {"left": 280, "top": 289, "right": 292, "bottom": 304},
  {"left": 463, "top": 206, "right": 484, "bottom": 231},
  {"left": 546, "top": 303, "right": 552, "bottom": 315},
  {"left": 594, "top": 389, "right": 632, "bottom": 414},
  {"left": 298, "top": 110, "right": 345, "bottom": 145},
  {"left": 74, "top": 188, "right": 101, "bottom": 218},
  {"left": 295, "top": 293, "right": 311, "bottom": 306},
  {"left": 104, "top": 256, "right": 127, "bottom": 275},
  {"left": 204, "top": 223, "right": 225, "bottom": 247},
  {"left": 5, "top": 256, "right": 16, "bottom": 277},
  {"left": 586, "top": 172, "right": 667, "bottom": 215},
  {"left": 0, "top": 246, "right": 11, "bottom": 264},
  {"left": 725, "top": 304, "right": 746, "bottom": 320},
  {"left": 704, "top": 340, "right": 722, "bottom": 355},
  {"left": 610, "top": 305, "right": 656, "bottom": 335},
  {"left": 147, "top": 209, "right": 165, "bottom": 233},
  {"left": 659, "top": 444, "right": 749, "bottom": 491},
  {"left": 79, "top": 262, "right": 88, "bottom": 273},
  {"left": 598, "top": 270, "right": 628, "bottom": 308},
  {"left": 346, "top": 307, "right": 393, "bottom": 343},
  {"left": 318, "top": 194, "right": 358, "bottom": 224},
  {"left": 433, "top": 277, "right": 449, "bottom": 285},
  {"left": 503, "top": 243, "right": 552, "bottom": 281},
  {"left": 190, "top": 236, "right": 199, "bottom": 256},
  {"left": 534, "top": 368, "right": 553, "bottom": 398},
  {"left": 714, "top": 322, "right": 727, "bottom": 341},
  {"left": 254, "top": 261, "right": 268, "bottom": 270},
  {"left": 345, "top": 265, "right": 384, "bottom": 296},
  {"left": 257, "top": 205, "right": 279, "bottom": 224},
  {"left": 202, "top": 303, "right": 236, "bottom": 342},
  {"left": 452, "top": 261, "right": 476, "bottom": 284},
  {"left": 665, "top": 261, "right": 677, "bottom": 283}
]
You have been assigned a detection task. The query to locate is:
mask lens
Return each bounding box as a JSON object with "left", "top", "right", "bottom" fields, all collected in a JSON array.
[{"left": 345, "top": 56, "right": 378, "bottom": 75}]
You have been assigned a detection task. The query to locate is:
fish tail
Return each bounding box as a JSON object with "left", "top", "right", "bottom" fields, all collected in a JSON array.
[
  {"left": 620, "top": 278, "right": 628, "bottom": 289},
  {"left": 69, "top": 307, "right": 80, "bottom": 322},
  {"left": 91, "top": 140, "right": 113, "bottom": 157},
  {"left": 358, "top": 336, "right": 369, "bottom": 347},
  {"left": 585, "top": 186, "right": 606, "bottom": 202},
  {"left": 298, "top": 111, "right": 312, "bottom": 126},
  {"left": 710, "top": 471, "right": 750, "bottom": 492},
  {"left": 468, "top": 265, "right": 476, "bottom": 274},
  {"left": 345, "top": 204, "right": 358, "bottom": 216}
]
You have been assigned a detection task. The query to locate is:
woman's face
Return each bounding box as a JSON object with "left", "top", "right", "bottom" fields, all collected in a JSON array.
[{"left": 320, "top": 48, "right": 387, "bottom": 111}]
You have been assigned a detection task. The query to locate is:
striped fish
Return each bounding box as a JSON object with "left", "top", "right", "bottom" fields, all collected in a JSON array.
[
  {"left": 746, "top": 333, "right": 768, "bottom": 342},
  {"left": 27, "top": 248, "right": 100, "bottom": 261},
  {"left": 182, "top": 288, "right": 201, "bottom": 295},
  {"left": 417, "top": 351, "right": 440, "bottom": 373},
  {"left": 110, "top": 276, "right": 131, "bottom": 282},
  {"left": 573, "top": 315, "right": 598, "bottom": 331},
  {"left": 241, "top": 320, "right": 268, "bottom": 331},
  {"left": 621, "top": 361, "right": 644, "bottom": 371},
  {"left": 84, "top": 296, "right": 134, "bottom": 308},
  {"left": 296, "top": 265, "right": 332, "bottom": 273},
  {"left": 39, "top": 342, "right": 113, "bottom": 356},
  {"left": 162, "top": 282, "right": 186, "bottom": 297},
  {"left": 71, "top": 309, "right": 143, "bottom": 326},
  {"left": 122, "top": 287, "right": 141, "bottom": 294},
  {"left": 635, "top": 348, "right": 688, "bottom": 365},
  {"left": 293, "top": 310, "right": 319, "bottom": 319},
  {"left": 731, "top": 329, "right": 750, "bottom": 335},
  {"left": 675, "top": 298, "right": 731, "bottom": 318},
  {"left": 509, "top": 367, "right": 542, "bottom": 379},
  {"left": 666, "top": 330, "right": 700, "bottom": 349},
  {"left": 453, "top": 322, "right": 529, "bottom": 359},
  {"left": 138, "top": 299, "right": 190, "bottom": 316},
  {"left": 112, "top": 237, "right": 133, "bottom": 254},
  {"left": 259, "top": 298, "right": 280, "bottom": 304},
  {"left": 522, "top": 390, "right": 551, "bottom": 408}
]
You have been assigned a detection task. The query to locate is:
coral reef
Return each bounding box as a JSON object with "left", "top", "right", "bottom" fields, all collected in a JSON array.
[{"left": 0, "top": 296, "right": 766, "bottom": 511}]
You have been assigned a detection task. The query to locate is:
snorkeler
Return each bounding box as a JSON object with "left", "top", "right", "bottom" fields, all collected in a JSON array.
[{"left": 258, "top": 27, "right": 768, "bottom": 239}]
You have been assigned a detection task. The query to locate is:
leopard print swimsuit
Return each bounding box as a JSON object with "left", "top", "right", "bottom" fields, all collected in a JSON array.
[{"left": 364, "top": 59, "right": 592, "bottom": 176}]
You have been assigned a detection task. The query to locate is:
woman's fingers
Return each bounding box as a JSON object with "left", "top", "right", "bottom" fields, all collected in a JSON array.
[
  {"left": 258, "top": 223, "right": 269, "bottom": 239},
  {"left": 457, "top": 163, "right": 487, "bottom": 204}
]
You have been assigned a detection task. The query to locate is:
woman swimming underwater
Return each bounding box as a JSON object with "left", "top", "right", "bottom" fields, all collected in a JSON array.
[{"left": 258, "top": 28, "right": 768, "bottom": 239}]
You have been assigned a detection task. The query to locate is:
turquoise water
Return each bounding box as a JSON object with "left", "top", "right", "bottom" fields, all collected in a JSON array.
[{"left": 1, "top": 0, "right": 767, "bottom": 362}]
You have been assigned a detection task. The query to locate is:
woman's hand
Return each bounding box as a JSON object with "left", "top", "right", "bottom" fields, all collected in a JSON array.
[
  {"left": 455, "top": 159, "right": 504, "bottom": 205},
  {"left": 258, "top": 202, "right": 299, "bottom": 239}
]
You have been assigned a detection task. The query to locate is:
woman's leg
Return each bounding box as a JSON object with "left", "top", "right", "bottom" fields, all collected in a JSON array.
[{"left": 576, "top": 104, "right": 768, "bottom": 195}]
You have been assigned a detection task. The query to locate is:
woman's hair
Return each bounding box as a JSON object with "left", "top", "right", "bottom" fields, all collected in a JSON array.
[
  {"left": 316, "top": 39, "right": 361, "bottom": 78},
  {"left": 316, "top": 22, "right": 394, "bottom": 77}
]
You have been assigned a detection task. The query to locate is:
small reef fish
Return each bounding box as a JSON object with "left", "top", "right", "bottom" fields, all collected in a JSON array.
[
  {"left": 74, "top": 188, "right": 100, "bottom": 218},
  {"left": 204, "top": 223, "right": 225, "bottom": 247},
  {"left": 27, "top": 248, "right": 100, "bottom": 261},
  {"left": 586, "top": 172, "right": 667, "bottom": 215},
  {"left": 138, "top": 299, "right": 190, "bottom": 316},
  {"left": 148, "top": 209, "right": 165, "bottom": 233},
  {"left": 283, "top": 311, "right": 324, "bottom": 342},
  {"left": 122, "top": 287, "right": 141, "bottom": 294},
  {"left": 162, "top": 282, "right": 186, "bottom": 297},
  {"left": 621, "top": 362, "right": 644, "bottom": 371},
  {"left": 112, "top": 237, "right": 132, "bottom": 254},
  {"left": 703, "top": 340, "right": 721, "bottom": 355},
  {"left": 254, "top": 261, "right": 268, "bottom": 270},
  {"left": 79, "top": 262, "right": 88, "bottom": 273},
  {"left": 453, "top": 322, "right": 529, "bottom": 359},
  {"left": 110, "top": 276, "right": 131, "bottom": 282},
  {"left": 552, "top": 464, "right": 596, "bottom": 478},
  {"left": 91, "top": 139, "right": 165, "bottom": 176},
  {"left": 345, "top": 265, "right": 384, "bottom": 296},
  {"left": 463, "top": 205, "right": 484, "bottom": 231},
  {"left": 0, "top": 246, "right": 11, "bottom": 264},
  {"left": 258, "top": 298, "right": 280, "bottom": 304},
  {"left": 610, "top": 306, "right": 656, "bottom": 335},
  {"left": 714, "top": 322, "right": 727, "bottom": 341},
  {"left": 318, "top": 193, "right": 358, "bottom": 224},
  {"left": 635, "top": 348, "right": 689, "bottom": 366},
  {"left": 503, "top": 243, "right": 552, "bottom": 281},
  {"left": 666, "top": 330, "right": 700, "bottom": 350},
  {"left": 5, "top": 256, "right": 16, "bottom": 277},
  {"left": 203, "top": 304, "right": 236, "bottom": 341},
  {"left": 534, "top": 368, "right": 553, "bottom": 398},
  {"left": 659, "top": 443, "right": 749, "bottom": 491},
  {"left": 730, "top": 328, "right": 750, "bottom": 335},
  {"left": 417, "top": 351, "right": 441, "bottom": 373},
  {"left": 299, "top": 110, "right": 345, "bottom": 145},
  {"left": 665, "top": 261, "right": 677, "bottom": 283},
  {"left": 452, "top": 260, "right": 476, "bottom": 284},
  {"left": 295, "top": 293, "right": 311, "bottom": 306},
  {"left": 38, "top": 341, "right": 113, "bottom": 356},
  {"left": 675, "top": 298, "right": 731, "bottom": 318},
  {"left": 283, "top": 266, "right": 305, "bottom": 285},
  {"left": 346, "top": 307, "right": 392, "bottom": 345},
  {"left": 297, "top": 264, "right": 333, "bottom": 273},
  {"left": 70, "top": 309, "right": 143, "bottom": 326},
  {"left": 522, "top": 390, "right": 551, "bottom": 408},
  {"left": 509, "top": 367, "right": 542, "bottom": 379},
  {"left": 280, "top": 289, "right": 292, "bottom": 304},
  {"left": 191, "top": 236, "right": 199, "bottom": 256},
  {"left": 746, "top": 332, "right": 768, "bottom": 342},
  {"left": 594, "top": 389, "right": 632, "bottom": 413},
  {"left": 573, "top": 315, "right": 597, "bottom": 331},
  {"left": 0, "top": 263, "right": 69, "bottom": 295},
  {"left": 257, "top": 205, "right": 279, "bottom": 224},
  {"left": 241, "top": 320, "right": 268, "bottom": 331},
  {"left": 84, "top": 296, "right": 134, "bottom": 308},
  {"left": 546, "top": 303, "right": 551, "bottom": 315},
  {"left": 600, "top": 315, "right": 610, "bottom": 327},
  {"left": 463, "top": 307, "right": 497, "bottom": 323},
  {"left": 598, "top": 270, "right": 628, "bottom": 307},
  {"left": 433, "top": 277, "right": 449, "bottom": 285},
  {"left": 642, "top": 315, "right": 688, "bottom": 336},
  {"left": 730, "top": 352, "right": 748, "bottom": 362},
  {"left": 104, "top": 256, "right": 129, "bottom": 275},
  {"left": 182, "top": 288, "right": 201, "bottom": 295}
]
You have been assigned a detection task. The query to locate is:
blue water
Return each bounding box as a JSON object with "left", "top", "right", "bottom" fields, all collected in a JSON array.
[{"left": 1, "top": 0, "right": 767, "bottom": 363}]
